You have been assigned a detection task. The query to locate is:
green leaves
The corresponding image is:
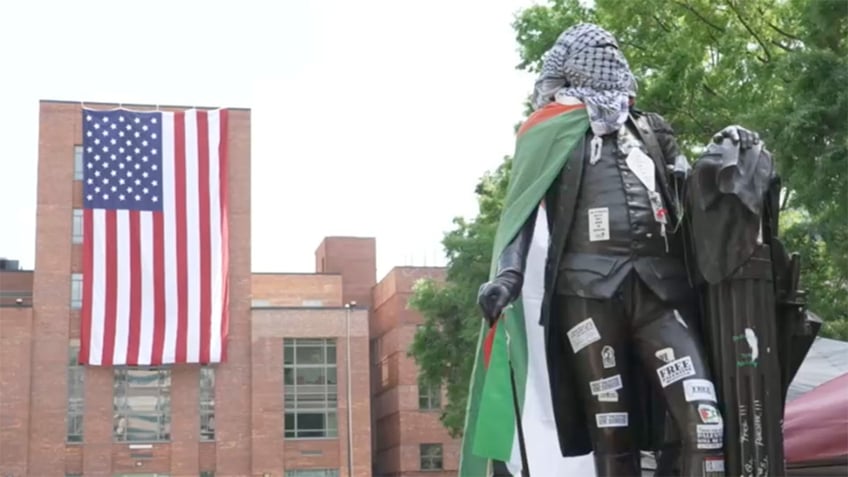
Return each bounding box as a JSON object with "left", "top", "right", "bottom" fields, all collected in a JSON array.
[
  {"left": 408, "top": 0, "right": 846, "bottom": 437},
  {"left": 407, "top": 158, "right": 512, "bottom": 436}
]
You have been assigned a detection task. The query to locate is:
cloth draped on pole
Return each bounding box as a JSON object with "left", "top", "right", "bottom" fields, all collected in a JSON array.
[
  {"left": 459, "top": 102, "right": 596, "bottom": 476},
  {"left": 79, "top": 108, "right": 230, "bottom": 366}
]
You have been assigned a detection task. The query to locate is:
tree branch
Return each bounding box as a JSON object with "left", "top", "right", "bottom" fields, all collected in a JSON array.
[
  {"left": 764, "top": 17, "right": 803, "bottom": 42},
  {"left": 653, "top": 14, "right": 672, "bottom": 33},
  {"left": 771, "top": 39, "right": 797, "bottom": 53},
  {"left": 726, "top": 0, "right": 772, "bottom": 62},
  {"left": 673, "top": 1, "right": 725, "bottom": 32}
]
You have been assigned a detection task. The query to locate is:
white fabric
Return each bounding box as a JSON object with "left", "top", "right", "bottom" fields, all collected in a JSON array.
[{"left": 507, "top": 207, "right": 597, "bottom": 476}]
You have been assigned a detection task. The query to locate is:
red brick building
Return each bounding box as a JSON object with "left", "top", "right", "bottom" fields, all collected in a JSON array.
[{"left": 0, "top": 100, "right": 458, "bottom": 477}]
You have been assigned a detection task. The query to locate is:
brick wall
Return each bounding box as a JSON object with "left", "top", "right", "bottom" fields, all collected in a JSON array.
[
  {"left": 0, "top": 270, "right": 33, "bottom": 306},
  {"left": 370, "top": 267, "right": 457, "bottom": 477},
  {"left": 252, "top": 273, "right": 343, "bottom": 307},
  {"left": 316, "top": 237, "right": 376, "bottom": 308},
  {"left": 252, "top": 307, "right": 372, "bottom": 477}
]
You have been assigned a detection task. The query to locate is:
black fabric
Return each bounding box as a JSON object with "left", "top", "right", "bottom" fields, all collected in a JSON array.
[
  {"left": 557, "top": 273, "right": 724, "bottom": 477},
  {"left": 685, "top": 139, "right": 775, "bottom": 283}
]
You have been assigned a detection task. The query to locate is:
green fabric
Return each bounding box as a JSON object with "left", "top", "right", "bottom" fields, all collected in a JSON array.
[{"left": 459, "top": 106, "right": 589, "bottom": 476}]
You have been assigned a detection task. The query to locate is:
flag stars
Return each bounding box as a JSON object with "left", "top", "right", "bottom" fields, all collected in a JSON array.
[{"left": 83, "top": 111, "right": 162, "bottom": 211}]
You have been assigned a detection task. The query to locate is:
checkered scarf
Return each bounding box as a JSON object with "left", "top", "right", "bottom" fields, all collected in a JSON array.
[{"left": 531, "top": 23, "right": 638, "bottom": 136}]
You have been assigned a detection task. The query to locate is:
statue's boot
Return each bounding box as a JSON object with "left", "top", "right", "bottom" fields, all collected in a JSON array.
[{"left": 594, "top": 451, "right": 640, "bottom": 477}]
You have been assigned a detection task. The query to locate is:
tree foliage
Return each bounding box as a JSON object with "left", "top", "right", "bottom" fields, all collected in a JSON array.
[
  {"left": 408, "top": 160, "right": 512, "bottom": 436},
  {"left": 409, "top": 0, "right": 848, "bottom": 436}
]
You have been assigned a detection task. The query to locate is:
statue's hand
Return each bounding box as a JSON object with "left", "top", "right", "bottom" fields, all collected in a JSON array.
[
  {"left": 477, "top": 271, "right": 522, "bottom": 326},
  {"left": 713, "top": 125, "right": 761, "bottom": 150}
]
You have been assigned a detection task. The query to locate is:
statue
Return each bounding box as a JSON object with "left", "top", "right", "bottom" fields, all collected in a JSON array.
[{"left": 467, "top": 23, "right": 815, "bottom": 477}]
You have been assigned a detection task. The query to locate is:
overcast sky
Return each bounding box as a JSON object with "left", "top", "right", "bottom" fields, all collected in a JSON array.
[{"left": 0, "top": 0, "right": 545, "bottom": 280}]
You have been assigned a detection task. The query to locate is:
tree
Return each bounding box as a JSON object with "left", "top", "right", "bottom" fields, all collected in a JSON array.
[
  {"left": 409, "top": 0, "right": 847, "bottom": 436},
  {"left": 408, "top": 159, "right": 512, "bottom": 436}
]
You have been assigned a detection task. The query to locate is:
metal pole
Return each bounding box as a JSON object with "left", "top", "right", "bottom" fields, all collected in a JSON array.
[{"left": 345, "top": 302, "right": 355, "bottom": 477}]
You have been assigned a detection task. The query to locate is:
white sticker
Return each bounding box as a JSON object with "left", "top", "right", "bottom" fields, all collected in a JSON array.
[
  {"left": 704, "top": 457, "right": 725, "bottom": 473},
  {"left": 696, "top": 424, "right": 723, "bottom": 449},
  {"left": 674, "top": 309, "right": 688, "bottom": 328},
  {"left": 567, "top": 318, "right": 601, "bottom": 353},
  {"left": 590, "top": 374, "right": 623, "bottom": 395},
  {"left": 745, "top": 327, "right": 759, "bottom": 361},
  {"left": 683, "top": 379, "right": 717, "bottom": 402},
  {"left": 588, "top": 207, "right": 610, "bottom": 242},
  {"left": 698, "top": 404, "right": 723, "bottom": 424},
  {"left": 656, "top": 356, "right": 696, "bottom": 388},
  {"left": 655, "top": 347, "right": 675, "bottom": 363},
  {"left": 601, "top": 345, "right": 616, "bottom": 369},
  {"left": 625, "top": 148, "right": 656, "bottom": 191},
  {"left": 596, "top": 412, "right": 629, "bottom": 428},
  {"left": 597, "top": 391, "right": 619, "bottom": 402}
]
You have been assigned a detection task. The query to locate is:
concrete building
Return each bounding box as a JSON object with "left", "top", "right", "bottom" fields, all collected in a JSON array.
[{"left": 0, "top": 100, "right": 458, "bottom": 477}]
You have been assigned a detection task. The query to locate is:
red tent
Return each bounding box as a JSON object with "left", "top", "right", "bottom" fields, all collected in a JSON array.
[{"left": 784, "top": 371, "right": 848, "bottom": 475}]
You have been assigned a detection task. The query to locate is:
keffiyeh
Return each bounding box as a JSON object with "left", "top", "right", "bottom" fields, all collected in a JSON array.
[{"left": 531, "top": 23, "right": 638, "bottom": 136}]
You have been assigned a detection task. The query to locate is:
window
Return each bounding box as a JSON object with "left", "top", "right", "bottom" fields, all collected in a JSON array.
[
  {"left": 67, "top": 342, "right": 84, "bottom": 442},
  {"left": 420, "top": 443, "right": 444, "bottom": 470},
  {"left": 74, "top": 145, "right": 84, "bottom": 180},
  {"left": 70, "top": 273, "right": 83, "bottom": 309},
  {"left": 200, "top": 366, "right": 215, "bottom": 441},
  {"left": 113, "top": 368, "right": 171, "bottom": 442},
  {"left": 284, "top": 338, "right": 338, "bottom": 439},
  {"left": 418, "top": 383, "right": 441, "bottom": 410},
  {"left": 285, "top": 470, "right": 339, "bottom": 477},
  {"left": 72, "top": 209, "right": 83, "bottom": 244},
  {"left": 199, "top": 473, "right": 214, "bottom": 477}
]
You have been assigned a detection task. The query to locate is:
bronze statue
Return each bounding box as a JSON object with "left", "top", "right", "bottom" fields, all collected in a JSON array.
[{"left": 472, "top": 23, "right": 815, "bottom": 477}]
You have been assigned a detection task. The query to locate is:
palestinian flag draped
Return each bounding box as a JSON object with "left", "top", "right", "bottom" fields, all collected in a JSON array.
[{"left": 459, "top": 103, "right": 596, "bottom": 476}]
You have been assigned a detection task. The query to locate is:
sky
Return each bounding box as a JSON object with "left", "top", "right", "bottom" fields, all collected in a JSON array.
[{"left": 0, "top": 0, "right": 544, "bottom": 280}]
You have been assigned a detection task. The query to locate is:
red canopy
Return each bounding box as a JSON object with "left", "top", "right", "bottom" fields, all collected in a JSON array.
[{"left": 784, "top": 371, "right": 848, "bottom": 463}]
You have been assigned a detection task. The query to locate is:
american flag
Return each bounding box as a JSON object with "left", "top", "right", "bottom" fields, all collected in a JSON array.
[{"left": 79, "top": 108, "right": 229, "bottom": 366}]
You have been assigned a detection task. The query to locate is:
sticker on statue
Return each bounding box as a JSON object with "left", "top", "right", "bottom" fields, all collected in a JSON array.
[
  {"left": 587, "top": 207, "right": 610, "bottom": 242},
  {"left": 597, "top": 391, "right": 618, "bottom": 402},
  {"left": 704, "top": 456, "right": 725, "bottom": 474},
  {"left": 567, "top": 318, "right": 601, "bottom": 353},
  {"left": 696, "top": 424, "right": 723, "bottom": 449},
  {"left": 589, "top": 374, "right": 623, "bottom": 395},
  {"left": 625, "top": 147, "right": 656, "bottom": 191},
  {"left": 682, "top": 379, "right": 717, "bottom": 402},
  {"left": 698, "top": 404, "right": 722, "bottom": 425},
  {"left": 595, "top": 412, "right": 628, "bottom": 428},
  {"left": 601, "top": 345, "right": 616, "bottom": 369},
  {"left": 655, "top": 347, "right": 675, "bottom": 363},
  {"left": 656, "top": 356, "right": 696, "bottom": 388},
  {"left": 673, "top": 309, "right": 688, "bottom": 328}
]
